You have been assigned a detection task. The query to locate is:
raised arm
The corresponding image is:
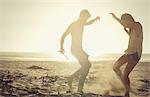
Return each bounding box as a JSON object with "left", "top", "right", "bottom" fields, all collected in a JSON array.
[
  {"left": 85, "top": 16, "right": 100, "bottom": 25},
  {"left": 110, "top": 13, "right": 136, "bottom": 29},
  {"left": 59, "top": 26, "right": 71, "bottom": 54},
  {"left": 110, "top": 13, "right": 121, "bottom": 24}
]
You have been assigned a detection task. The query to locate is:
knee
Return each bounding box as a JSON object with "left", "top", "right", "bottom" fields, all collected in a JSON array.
[
  {"left": 113, "top": 64, "right": 119, "bottom": 72},
  {"left": 124, "top": 72, "right": 129, "bottom": 79},
  {"left": 124, "top": 74, "right": 130, "bottom": 84},
  {"left": 83, "top": 64, "right": 91, "bottom": 69},
  {"left": 124, "top": 75, "right": 128, "bottom": 81},
  {"left": 88, "top": 63, "right": 91, "bottom": 68},
  {"left": 83, "top": 60, "right": 92, "bottom": 68},
  {"left": 82, "top": 63, "right": 91, "bottom": 71},
  {"left": 87, "top": 61, "right": 92, "bottom": 69}
]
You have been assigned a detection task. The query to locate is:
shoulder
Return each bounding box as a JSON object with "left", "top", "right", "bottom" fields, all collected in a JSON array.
[
  {"left": 67, "top": 22, "right": 74, "bottom": 30},
  {"left": 133, "top": 22, "right": 143, "bottom": 36},
  {"left": 135, "top": 22, "right": 142, "bottom": 29},
  {"left": 69, "top": 21, "right": 77, "bottom": 28},
  {"left": 66, "top": 21, "right": 76, "bottom": 33}
]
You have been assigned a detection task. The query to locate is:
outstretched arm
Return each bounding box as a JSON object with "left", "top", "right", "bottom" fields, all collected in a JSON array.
[
  {"left": 59, "top": 26, "right": 71, "bottom": 54},
  {"left": 109, "top": 13, "right": 121, "bottom": 24},
  {"left": 110, "top": 13, "right": 136, "bottom": 29},
  {"left": 85, "top": 16, "right": 100, "bottom": 25}
]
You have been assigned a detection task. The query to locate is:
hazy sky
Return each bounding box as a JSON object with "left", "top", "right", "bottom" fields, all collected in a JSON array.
[{"left": 0, "top": 0, "right": 150, "bottom": 57}]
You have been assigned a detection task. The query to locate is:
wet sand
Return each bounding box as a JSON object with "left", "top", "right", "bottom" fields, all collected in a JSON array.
[{"left": 0, "top": 60, "right": 149, "bottom": 97}]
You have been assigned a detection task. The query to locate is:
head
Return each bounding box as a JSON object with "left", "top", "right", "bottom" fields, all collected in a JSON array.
[
  {"left": 121, "top": 13, "right": 135, "bottom": 22},
  {"left": 79, "top": 9, "right": 91, "bottom": 20}
]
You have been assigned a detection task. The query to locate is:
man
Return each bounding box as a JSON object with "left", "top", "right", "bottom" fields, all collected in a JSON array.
[
  {"left": 110, "top": 13, "right": 143, "bottom": 97},
  {"left": 59, "top": 9, "right": 100, "bottom": 93}
]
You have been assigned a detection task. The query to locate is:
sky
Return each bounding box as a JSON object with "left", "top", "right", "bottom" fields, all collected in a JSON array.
[{"left": 0, "top": 0, "right": 150, "bottom": 58}]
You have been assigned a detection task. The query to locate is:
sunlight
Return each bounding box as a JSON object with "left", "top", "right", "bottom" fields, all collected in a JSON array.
[
  {"left": 1, "top": 0, "right": 149, "bottom": 59},
  {"left": 0, "top": 1, "right": 149, "bottom": 96}
]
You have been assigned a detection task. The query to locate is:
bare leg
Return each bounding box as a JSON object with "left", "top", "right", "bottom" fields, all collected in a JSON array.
[
  {"left": 78, "top": 62, "right": 91, "bottom": 92},
  {"left": 113, "top": 55, "right": 128, "bottom": 85},
  {"left": 68, "top": 59, "right": 91, "bottom": 90},
  {"left": 70, "top": 50, "right": 91, "bottom": 93},
  {"left": 68, "top": 67, "right": 84, "bottom": 89},
  {"left": 124, "top": 61, "right": 138, "bottom": 97}
]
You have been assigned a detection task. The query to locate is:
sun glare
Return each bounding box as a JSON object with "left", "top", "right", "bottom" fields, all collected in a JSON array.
[
  {"left": 1, "top": 0, "right": 149, "bottom": 60},
  {"left": 46, "top": 1, "right": 131, "bottom": 60}
]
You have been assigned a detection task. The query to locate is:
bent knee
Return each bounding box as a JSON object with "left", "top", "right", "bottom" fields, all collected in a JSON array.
[
  {"left": 124, "top": 71, "right": 130, "bottom": 77},
  {"left": 86, "top": 63, "right": 91, "bottom": 68},
  {"left": 82, "top": 63, "right": 91, "bottom": 69},
  {"left": 113, "top": 64, "right": 119, "bottom": 72},
  {"left": 87, "top": 61, "right": 92, "bottom": 68}
]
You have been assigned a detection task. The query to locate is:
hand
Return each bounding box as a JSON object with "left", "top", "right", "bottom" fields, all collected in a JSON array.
[
  {"left": 124, "top": 27, "right": 128, "bottom": 32},
  {"left": 58, "top": 48, "right": 65, "bottom": 54},
  {"left": 124, "top": 49, "right": 128, "bottom": 55},
  {"left": 95, "top": 16, "right": 100, "bottom": 21},
  {"left": 109, "top": 13, "right": 116, "bottom": 18}
]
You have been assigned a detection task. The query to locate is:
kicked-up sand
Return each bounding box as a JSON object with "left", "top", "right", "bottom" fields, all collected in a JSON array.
[{"left": 0, "top": 60, "right": 149, "bottom": 97}]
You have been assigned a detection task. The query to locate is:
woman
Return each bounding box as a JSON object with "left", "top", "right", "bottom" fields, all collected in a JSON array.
[{"left": 110, "top": 13, "right": 143, "bottom": 97}]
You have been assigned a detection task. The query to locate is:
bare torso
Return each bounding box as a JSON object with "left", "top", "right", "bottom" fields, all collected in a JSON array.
[
  {"left": 70, "top": 21, "right": 84, "bottom": 50},
  {"left": 126, "top": 22, "right": 143, "bottom": 57}
]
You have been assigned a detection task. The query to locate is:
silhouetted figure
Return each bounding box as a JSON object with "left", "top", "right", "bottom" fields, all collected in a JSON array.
[
  {"left": 59, "top": 9, "right": 100, "bottom": 93},
  {"left": 110, "top": 13, "right": 143, "bottom": 97}
]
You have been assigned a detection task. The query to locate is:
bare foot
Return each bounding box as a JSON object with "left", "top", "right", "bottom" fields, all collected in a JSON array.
[
  {"left": 124, "top": 93, "right": 129, "bottom": 97},
  {"left": 67, "top": 77, "right": 73, "bottom": 90},
  {"left": 77, "top": 90, "right": 84, "bottom": 94},
  {"left": 103, "top": 90, "right": 110, "bottom": 96}
]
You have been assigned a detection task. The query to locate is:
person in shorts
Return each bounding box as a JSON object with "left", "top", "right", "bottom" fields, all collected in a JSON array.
[{"left": 110, "top": 13, "right": 143, "bottom": 97}]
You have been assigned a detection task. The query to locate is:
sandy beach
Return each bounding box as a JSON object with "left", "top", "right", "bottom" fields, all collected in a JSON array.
[{"left": 0, "top": 60, "right": 149, "bottom": 97}]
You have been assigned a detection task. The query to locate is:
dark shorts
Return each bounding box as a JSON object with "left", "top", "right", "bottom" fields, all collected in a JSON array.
[
  {"left": 117, "top": 52, "right": 140, "bottom": 64},
  {"left": 116, "top": 52, "right": 140, "bottom": 65},
  {"left": 126, "top": 52, "right": 140, "bottom": 62}
]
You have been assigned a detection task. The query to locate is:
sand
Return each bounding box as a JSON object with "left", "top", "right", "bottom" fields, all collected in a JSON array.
[{"left": 0, "top": 60, "right": 149, "bottom": 97}]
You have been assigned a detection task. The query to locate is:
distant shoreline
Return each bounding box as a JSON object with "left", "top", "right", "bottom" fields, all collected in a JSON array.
[
  {"left": 0, "top": 57, "right": 150, "bottom": 62},
  {"left": 0, "top": 52, "right": 150, "bottom": 62}
]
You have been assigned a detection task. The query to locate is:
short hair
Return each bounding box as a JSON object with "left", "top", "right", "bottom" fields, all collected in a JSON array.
[
  {"left": 121, "top": 13, "right": 135, "bottom": 22},
  {"left": 80, "top": 9, "right": 91, "bottom": 18}
]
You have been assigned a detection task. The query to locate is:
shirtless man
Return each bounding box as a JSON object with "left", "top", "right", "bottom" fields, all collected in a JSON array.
[
  {"left": 59, "top": 9, "right": 100, "bottom": 93},
  {"left": 110, "top": 13, "right": 143, "bottom": 97}
]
